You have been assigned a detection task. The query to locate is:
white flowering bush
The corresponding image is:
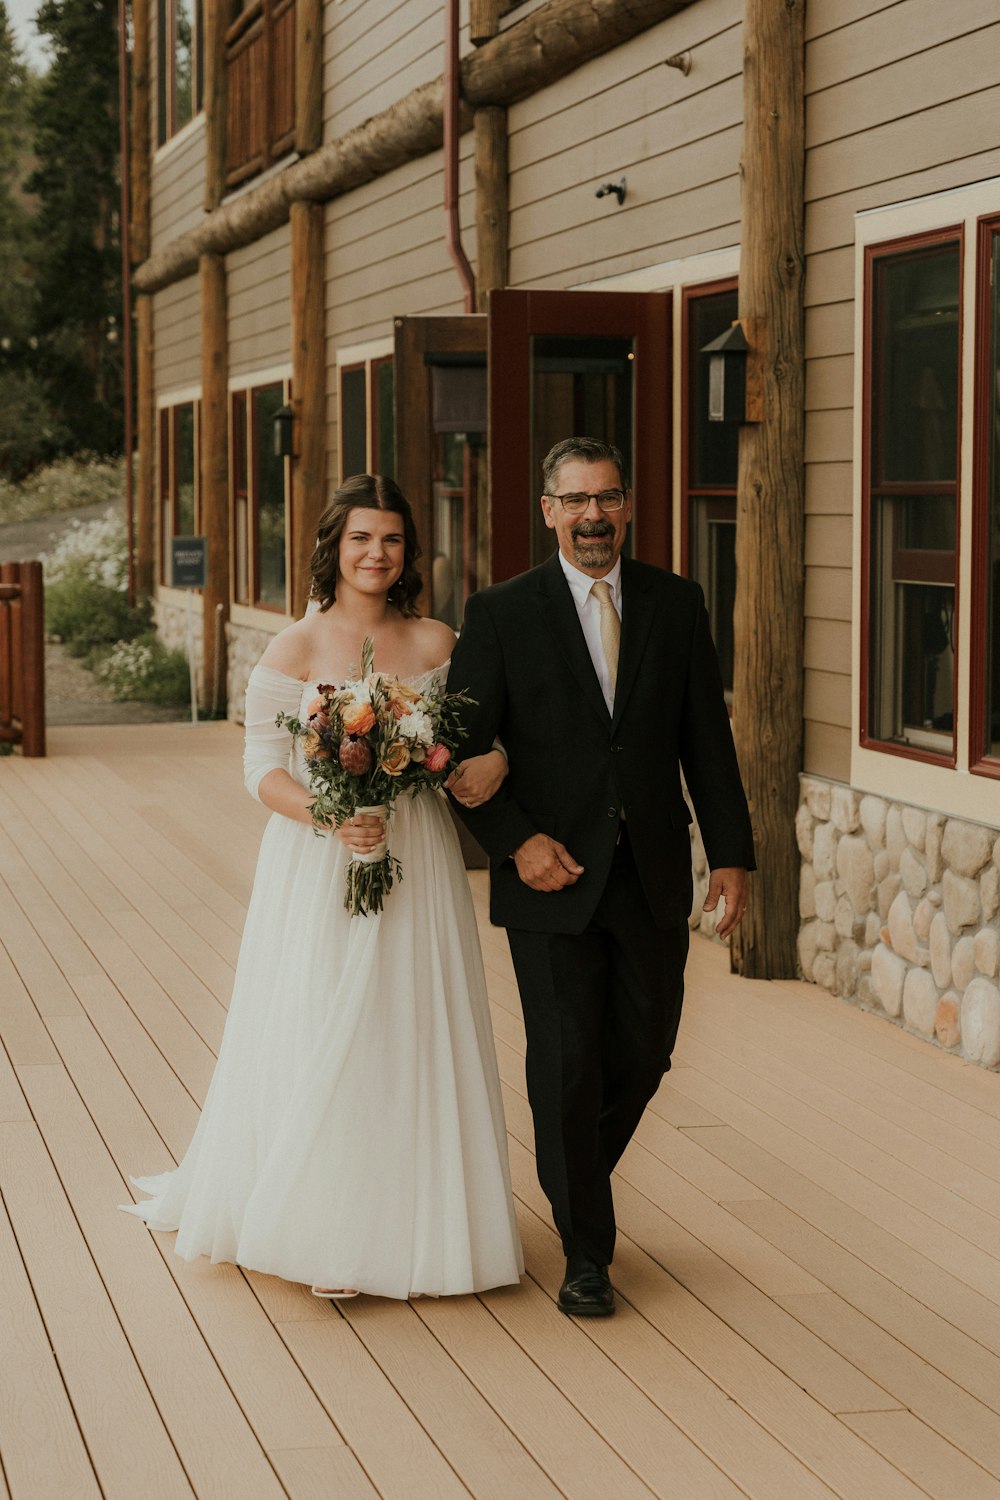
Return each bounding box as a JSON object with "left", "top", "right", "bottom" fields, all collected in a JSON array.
[
  {"left": 42, "top": 503, "right": 150, "bottom": 656},
  {"left": 95, "top": 634, "right": 189, "bottom": 705}
]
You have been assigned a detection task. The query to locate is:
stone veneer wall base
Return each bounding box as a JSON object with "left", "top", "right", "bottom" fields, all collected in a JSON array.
[{"left": 796, "top": 776, "right": 1000, "bottom": 1069}]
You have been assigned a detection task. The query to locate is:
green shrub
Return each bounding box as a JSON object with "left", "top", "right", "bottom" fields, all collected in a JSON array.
[
  {"left": 94, "top": 634, "right": 191, "bottom": 705},
  {"left": 41, "top": 505, "right": 149, "bottom": 654}
]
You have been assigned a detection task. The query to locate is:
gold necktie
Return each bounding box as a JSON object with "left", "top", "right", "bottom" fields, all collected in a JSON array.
[{"left": 591, "top": 580, "right": 620, "bottom": 695}]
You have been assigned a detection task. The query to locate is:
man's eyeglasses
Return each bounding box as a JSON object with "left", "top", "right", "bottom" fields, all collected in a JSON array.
[{"left": 544, "top": 489, "right": 627, "bottom": 516}]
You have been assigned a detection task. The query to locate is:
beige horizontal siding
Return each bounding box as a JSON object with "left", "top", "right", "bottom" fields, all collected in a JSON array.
[
  {"left": 805, "top": 463, "right": 852, "bottom": 518},
  {"left": 153, "top": 277, "right": 201, "bottom": 394},
  {"left": 805, "top": 355, "right": 853, "bottom": 413},
  {"left": 507, "top": 2, "right": 741, "bottom": 290},
  {"left": 804, "top": 720, "right": 851, "bottom": 780},
  {"left": 806, "top": 0, "right": 998, "bottom": 93},
  {"left": 151, "top": 122, "right": 207, "bottom": 251},
  {"left": 805, "top": 618, "right": 852, "bottom": 676},
  {"left": 322, "top": 0, "right": 449, "bottom": 145},
  {"left": 801, "top": 7, "right": 1000, "bottom": 783},
  {"left": 227, "top": 226, "right": 292, "bottom": 381}
]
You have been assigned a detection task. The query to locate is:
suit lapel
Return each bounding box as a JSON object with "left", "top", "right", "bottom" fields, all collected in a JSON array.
[
  {"left": 537, "top": 553, "right": 611, "bottom": 727},
  {"left": 611, "top": 558, "right": 658, "bottom": 730}
]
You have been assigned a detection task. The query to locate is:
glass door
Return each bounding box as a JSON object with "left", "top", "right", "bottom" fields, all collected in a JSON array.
[{"left": 488, "top": 290, "right": 671, "bottom": 582}]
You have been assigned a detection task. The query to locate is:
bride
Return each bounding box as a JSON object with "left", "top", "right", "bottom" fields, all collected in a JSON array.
[{"left": 123, "top": 474, "right": 523, "bottom": 1300}]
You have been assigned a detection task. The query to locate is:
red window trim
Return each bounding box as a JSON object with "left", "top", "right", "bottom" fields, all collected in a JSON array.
[
  {"left": 369, "top": 354, "right": 393, "bottom": 476},
  {"left": 230, "top": 389, "right": 249, "bottom": 606},
  {"left": 970, "top": 211, "right": 1000, "bottom": 780},
  {"left": 859, "top": 225, "right": 963, "bottom": 767},
  {"left": 679, "top": 277, "right": 739, "bottom": 578}
]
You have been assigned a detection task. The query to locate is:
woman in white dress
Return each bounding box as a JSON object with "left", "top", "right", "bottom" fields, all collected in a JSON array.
[{"left": 123, "top": 475, "right": 523, "bottom": 1300}]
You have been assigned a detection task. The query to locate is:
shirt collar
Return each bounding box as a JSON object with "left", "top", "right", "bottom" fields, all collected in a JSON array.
[{"left": 558, "top": 550, "right": 623, "bottom": 608}]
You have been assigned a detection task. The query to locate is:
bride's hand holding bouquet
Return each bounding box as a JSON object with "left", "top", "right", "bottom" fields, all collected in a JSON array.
[{"left": 277, "top": 637, "right": 474, "bottom": 916}]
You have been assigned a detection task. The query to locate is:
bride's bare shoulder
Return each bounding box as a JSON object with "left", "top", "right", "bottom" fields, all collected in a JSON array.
[
  {"left": 412, "top": 615, "right": 458, "bottom": 667},
  {"left": 257, "top": 618, "right": 314, "bottom": 679}
]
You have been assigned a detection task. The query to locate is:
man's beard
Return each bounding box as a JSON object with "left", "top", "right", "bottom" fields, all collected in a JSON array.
[{"left": 571, "top": 520, "right": 615, "bottom": 569}]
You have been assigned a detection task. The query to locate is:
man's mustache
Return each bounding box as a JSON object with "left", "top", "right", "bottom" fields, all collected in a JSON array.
[{"left": 571, "top": 521, "right": 615, "bottom": 541}]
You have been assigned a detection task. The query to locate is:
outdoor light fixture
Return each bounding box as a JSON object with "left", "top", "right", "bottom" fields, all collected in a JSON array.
[
  {"left": 273, "top": 403, "right": 295, "bottom": 458},
  {"left": 701, "top": 321, "right": 748, "bottom": 424},
  {"left": 595, "top": 177, "right": 626, "bottom": 206}
]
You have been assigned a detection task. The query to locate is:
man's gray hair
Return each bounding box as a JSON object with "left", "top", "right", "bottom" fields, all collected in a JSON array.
[{"left": 541, "top": 437, "right": 630, "bottom": 494}]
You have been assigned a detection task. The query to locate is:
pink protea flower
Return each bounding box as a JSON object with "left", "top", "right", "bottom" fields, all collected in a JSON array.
[{"left": 339, "top": 736, "right": 372, "bottom": 775}]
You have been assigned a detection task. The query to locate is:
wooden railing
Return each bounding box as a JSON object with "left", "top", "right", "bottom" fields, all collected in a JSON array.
[
  {"left": 0, "top": 560, "right": 46, "bottom": 757},
  {"left": 225, "top": 0, "right": 296, "bottom": 189}
]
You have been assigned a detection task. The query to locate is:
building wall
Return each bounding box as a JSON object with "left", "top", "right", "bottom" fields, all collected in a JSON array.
[
  {"left": 507, "top": 0, "right": 742, "bottom": 291},
  {"left": 153, "top": 276, "right": 201, "bottom": 393},
  {"left": 798, "top": 0, "right": 1000, "bottom": 1066},
  {"left": 227, "top": 225, "right": 293, "bottom": 380},
  {"left": 801, "top": 0, "right": 1000, "bottom": 784},
  {"left": 151, "top": 120, "right": 208, "bottom": 249}
]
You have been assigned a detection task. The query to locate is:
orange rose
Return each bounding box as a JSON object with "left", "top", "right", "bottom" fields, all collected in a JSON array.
[
  {"left": 302, "top": 728, "right": 331, "bottom": 760},
  {"left": 342, "top": 700, "right": 376, "bottom": 736},
  {"left": 379, "top": 740, "right": 411, "bottom": 776},
  {"left": 387, "top": 681, "right": 421, "bottom": 719}
]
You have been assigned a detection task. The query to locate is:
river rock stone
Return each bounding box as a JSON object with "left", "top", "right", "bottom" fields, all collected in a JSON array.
[
  {"left": 941, "top": 819, "right": 993, "bottom": 878},
  {"left": 928, "top": 912, "right": 952, "bottom": 989},
  {"left": 878, "top": 873, "right": 901, "bottom": 920},
  {"left": 943, "top": 870, "right": 981, "bottom": 934},
  {"left": 813, "top": 822, "right": 836, "bottom": 882},
  {"left": 799, "top": 862, "right": 817, "bottom": 919},
  {"left": 831, "top": 786, "right": 859, "bottom": 834},
  {"left": 981, "top": 866, "right": 1000, "bottom": 924},
  {"left": 805, "top": 779, "right": 832, "bottom": 821},
  {"left": 835, "top": 894, "right": 860, "bottom": 940},
  {"left": 974, "top": 927, "right": 1000, "bottom": 979},
  {"left": 798, "top": 922, "right": 820, "bottom": 981},
  {"left": 835, "top": 941, "right": 860, "bottom": 997},
  {"left": 951, "top": 935, "right": 977, "bottom": 991},
  {"left": 859, "top": 795, "right": 887, "bottom": 849},
  {"left": 901, "top": 806, "right": 927, "bottom": 851},
  {"left": 871, "top": 943, "right": 907, "bottom": 1018},
  {"left": 961, "top": 978, "right": 1000, "bottom": 1066},
  {"left": 887, "top": 891, "right": 925, "bottom": 965},
  {"left": 813, "top": 951, "right": 836, "bottom": 992},
  {"left": 925, "top": 815, "right": 944, "bottom": 883},
  {"left": 886, "top": 806, "right": 907, "bottom": 870},
  {"left": 913, "top": 898, "right": 935, "bottom": 942},
  {"left": 837, "top": 835, "right": 875, "bottom": 914},
  {"left": 873, "top": 850, "right": 890, "bottom": 882},
  {"left": 815, "top": 880, "right": 836, "bottom": 924},
  {"left": 865, "top": 911, "right": 882, "bottom": 948},
  {"left": 795, "top": 801, "right": 814, "bottom": 859},
  {"left": 903, "top": 967, "right": 938, "bottom": 1037},
  {"left": 935, "top": 993, "right": 961, "bottom": 1049},
  {"left": 899, "top": 847, "right": 928, "bottom": 900}
]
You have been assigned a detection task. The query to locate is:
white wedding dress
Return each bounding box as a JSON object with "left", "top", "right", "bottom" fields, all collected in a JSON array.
[{"left": 122, "top": 663, "right": 523, "bottom": 1298}]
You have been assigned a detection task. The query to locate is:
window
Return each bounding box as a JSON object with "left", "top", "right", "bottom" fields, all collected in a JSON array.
[
  {"left": 158, "top": 401, "right": 199, "bottom": 585},
  {"left": 337, "top": 348, "right": 395, "bottom": 481},
  {"left": 231, "top": 381, "right": 291, "bottom": 611},
  {"left": 682, "top": 280, "right": 739, "bottom": 696},
  {"left": 861, "top": 231, "right": 961, "bottom": 761},
  {"left": 158, "top": 0, "right": 203, "bottom": 144},
  {"left": 224, "top": 0, "right": 296, "bottom": 188},
  {"left": 972, "top": 213, "right": 1000, "bottom": 775}
]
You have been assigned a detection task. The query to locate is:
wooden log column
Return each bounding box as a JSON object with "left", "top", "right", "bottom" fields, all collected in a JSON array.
[
  {"left": 290, "top": 201, "right": 326, "bottom": 616},
  {"left": 135, "top": 295, "right": 155, "bottom": 597},
  {"left": 295, "top": 0, "right": 323, "bottom": 155},
  {"left": 729, "top": 0, "right": 806, "bottom": 980},
  {"left": 199, "top": 253, "right": 230, "bottom": 711},
  {"left": 203, "top": 0, "right": 230, "bottom": 211},
  {"left": 129, "top": 0, "right": 150, "bottom": 265},
  {"left": 474, "top": 106, "right": 507, "bottom": 311}
]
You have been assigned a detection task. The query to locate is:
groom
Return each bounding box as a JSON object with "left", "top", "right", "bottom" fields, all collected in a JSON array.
[{"left": 449, "top": 437, "right": 754, "bottom": 1316}]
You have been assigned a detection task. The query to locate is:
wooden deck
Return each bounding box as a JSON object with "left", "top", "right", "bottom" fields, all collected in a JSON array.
[{"left": 2, "top": 723, "right": 1000, "bottom": 1500}]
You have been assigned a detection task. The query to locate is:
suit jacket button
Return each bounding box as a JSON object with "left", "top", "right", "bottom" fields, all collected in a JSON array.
[
  {"left": 611, "top": 744, "right": 623, "bottom": 753},
  {"left": 607, "top": 807, "right": 617, "bottom": 819}
]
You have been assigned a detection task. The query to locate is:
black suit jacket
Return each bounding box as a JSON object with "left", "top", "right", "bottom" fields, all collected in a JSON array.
[{"left": 447, "top": 552, "right": 755, "bottom": 935}]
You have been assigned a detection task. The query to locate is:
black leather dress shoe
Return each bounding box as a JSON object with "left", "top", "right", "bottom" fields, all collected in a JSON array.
[{"left": 557, "top": 1257, "right": 615, "bottom": 1317}]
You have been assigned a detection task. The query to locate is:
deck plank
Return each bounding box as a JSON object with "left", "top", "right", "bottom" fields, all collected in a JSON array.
[{"left": 4, "top": 723, "right": 1000, "bottom": 1500}]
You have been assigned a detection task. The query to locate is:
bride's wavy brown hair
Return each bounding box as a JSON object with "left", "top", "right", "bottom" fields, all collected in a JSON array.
[{"left": 310, "top": 474, "right": 423, "bottom": 617}]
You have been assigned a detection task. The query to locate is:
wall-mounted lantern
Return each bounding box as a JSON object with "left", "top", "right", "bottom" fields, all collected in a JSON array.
[
  {"left": 273, "top": 402, "right": 296, "bottom": 458},
  {"left": 595, "top": 177, "right": 626, "bottom": 207},
  {"left": 701, "top": 321, "right": 748, "bottom": 424}
]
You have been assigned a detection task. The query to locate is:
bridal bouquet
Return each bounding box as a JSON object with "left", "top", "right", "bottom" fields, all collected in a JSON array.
[{"left": 277, "top": 638, "right": 473, "bottom": 916}]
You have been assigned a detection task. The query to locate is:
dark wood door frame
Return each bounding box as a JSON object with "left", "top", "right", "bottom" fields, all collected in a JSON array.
[{"left": 488, "top": 288, "right": 671, "bottom": 583}]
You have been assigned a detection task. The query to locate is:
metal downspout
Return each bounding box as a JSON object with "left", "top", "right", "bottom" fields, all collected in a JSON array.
[
  {"left": 118, "top": 0, "right": 136, "bottom": 605},
  {"left": 444, "top": 0, "right": 476, "bottom": 314}
]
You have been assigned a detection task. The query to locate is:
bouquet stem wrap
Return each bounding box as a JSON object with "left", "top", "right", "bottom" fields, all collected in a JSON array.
[{"left": 345, "top": 804, "right": 401, "bottom": 917}]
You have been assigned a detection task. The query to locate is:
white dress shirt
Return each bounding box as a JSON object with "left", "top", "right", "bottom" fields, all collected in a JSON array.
[{"left": 558, "top": 551, "right": 622, "bottom": 716}]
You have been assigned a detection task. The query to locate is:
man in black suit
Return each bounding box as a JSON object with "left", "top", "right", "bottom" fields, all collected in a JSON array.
[{"left": 448, "top": 437, "right": 754, "bottom": 1316}]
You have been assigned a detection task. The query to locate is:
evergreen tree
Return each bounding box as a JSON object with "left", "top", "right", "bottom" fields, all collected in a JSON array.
[
  {"left": 0, "top": 1, "right": 33, "bottom": 345},
  {"left": 27, "top": 0, "right": 122, "bottom": 457}
]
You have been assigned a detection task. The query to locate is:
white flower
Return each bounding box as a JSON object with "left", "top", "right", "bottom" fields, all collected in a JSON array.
[{"left": 397, "top": 708, "right": 433, "bottom": 744}]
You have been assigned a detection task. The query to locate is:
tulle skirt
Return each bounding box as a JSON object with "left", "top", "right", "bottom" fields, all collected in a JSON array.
[{"left": 122, "top": 789, "right": 523, "bottom": 1298}]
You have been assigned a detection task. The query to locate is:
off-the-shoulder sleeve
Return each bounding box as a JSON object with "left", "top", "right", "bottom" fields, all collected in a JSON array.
[{"left": 243, "top": 664, "right": 307, "bottom": 802}]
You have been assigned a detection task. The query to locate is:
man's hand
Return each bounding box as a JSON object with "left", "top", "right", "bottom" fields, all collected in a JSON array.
[
  {"left": 513, "top": 834, "right": 584, "bottom": 892},
  {"left": 703, "top": 866, "right": 749, "bottom": 939}
]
